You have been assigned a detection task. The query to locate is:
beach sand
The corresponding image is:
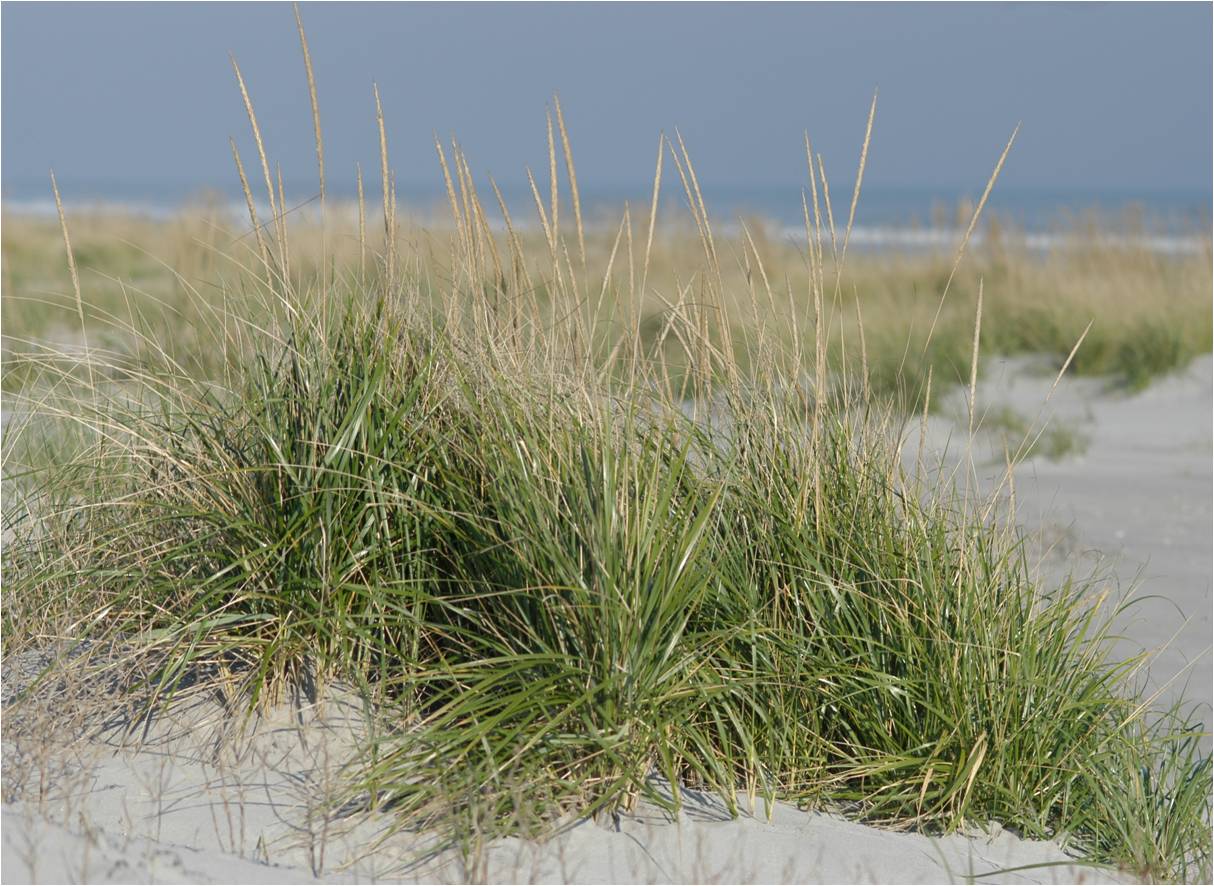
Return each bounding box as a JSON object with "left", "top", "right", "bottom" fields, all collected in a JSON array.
[
  {"left": 0, "top": 684, "right": 1130, "bottom": 884},
  {"left": 3, "top": 356, "right": 1209, "bottom": 884},
  {"left": 925, "top": 353, "right": 1212, "bottom": 718}
]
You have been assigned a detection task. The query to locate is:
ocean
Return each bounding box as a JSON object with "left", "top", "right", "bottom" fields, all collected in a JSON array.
[{"left": 3, "top": 177, "right": 1209, "bottom": 255}]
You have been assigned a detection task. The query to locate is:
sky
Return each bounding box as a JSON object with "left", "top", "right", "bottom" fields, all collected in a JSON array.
[{"left": 2, "top": 2, "right": 1211, "bottom": 211}]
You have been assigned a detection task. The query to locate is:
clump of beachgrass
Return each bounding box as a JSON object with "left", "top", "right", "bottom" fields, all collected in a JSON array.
[{"left": 2, "top": 13, "right": 1209, "bottom": 883}]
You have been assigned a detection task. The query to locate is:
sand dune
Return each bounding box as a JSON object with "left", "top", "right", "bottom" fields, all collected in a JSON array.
[
  {"left": 4, "top": 357, "right": 1208, "bottom": 884},
  {"left": 1, "top": 686, "right": 1127, "bottom": 884}
]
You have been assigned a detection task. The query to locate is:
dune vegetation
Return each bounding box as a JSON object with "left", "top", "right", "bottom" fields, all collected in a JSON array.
[
  {"left": 2, "top": 16, "right": 1210, "bottom": 883},
  {"left": 3, "top": 185, "right": 1210, "bottom": 400}
]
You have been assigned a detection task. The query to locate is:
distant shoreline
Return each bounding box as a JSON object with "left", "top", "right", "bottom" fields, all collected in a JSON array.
[{"left": 4, "top": 194, "right": 1207, "bottom": 257}]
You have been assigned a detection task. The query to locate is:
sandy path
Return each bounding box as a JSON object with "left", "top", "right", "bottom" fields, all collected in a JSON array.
[{"left": 933, "top": 354, "right": 1212, "bottom": 718}]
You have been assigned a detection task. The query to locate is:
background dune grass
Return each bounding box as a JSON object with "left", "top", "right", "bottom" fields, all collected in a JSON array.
[{"left": 3, "top": 198, "right": 1210, "bottom": 401}]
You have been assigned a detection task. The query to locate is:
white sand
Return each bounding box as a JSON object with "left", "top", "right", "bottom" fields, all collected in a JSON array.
[
  {"left": 5, "top": 356, "right": 1209, "bottom": 884},
  {"left": 923, "top": 353, "right": 1212, "bottom": 718},
  {"left": 0, "top": 686, "right": 1126, "bottom": 884}
]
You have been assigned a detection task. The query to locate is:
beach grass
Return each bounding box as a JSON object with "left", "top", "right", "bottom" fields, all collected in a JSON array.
[
  {"left": 2, "top": 21, "right": 1211, "bottom": 883},
  {"left": 3, "top": 199, "right": 1210, "bottom": 401}
]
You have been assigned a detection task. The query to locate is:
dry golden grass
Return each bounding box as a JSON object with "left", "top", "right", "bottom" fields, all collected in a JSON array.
[{"left": 4, "top": 199, "right": 1208, "bottom": 401}]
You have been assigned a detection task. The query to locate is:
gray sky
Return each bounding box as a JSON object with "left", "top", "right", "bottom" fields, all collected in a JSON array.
[{"left": 2, "top": 2, "right": 1211, "bottom": 204}]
